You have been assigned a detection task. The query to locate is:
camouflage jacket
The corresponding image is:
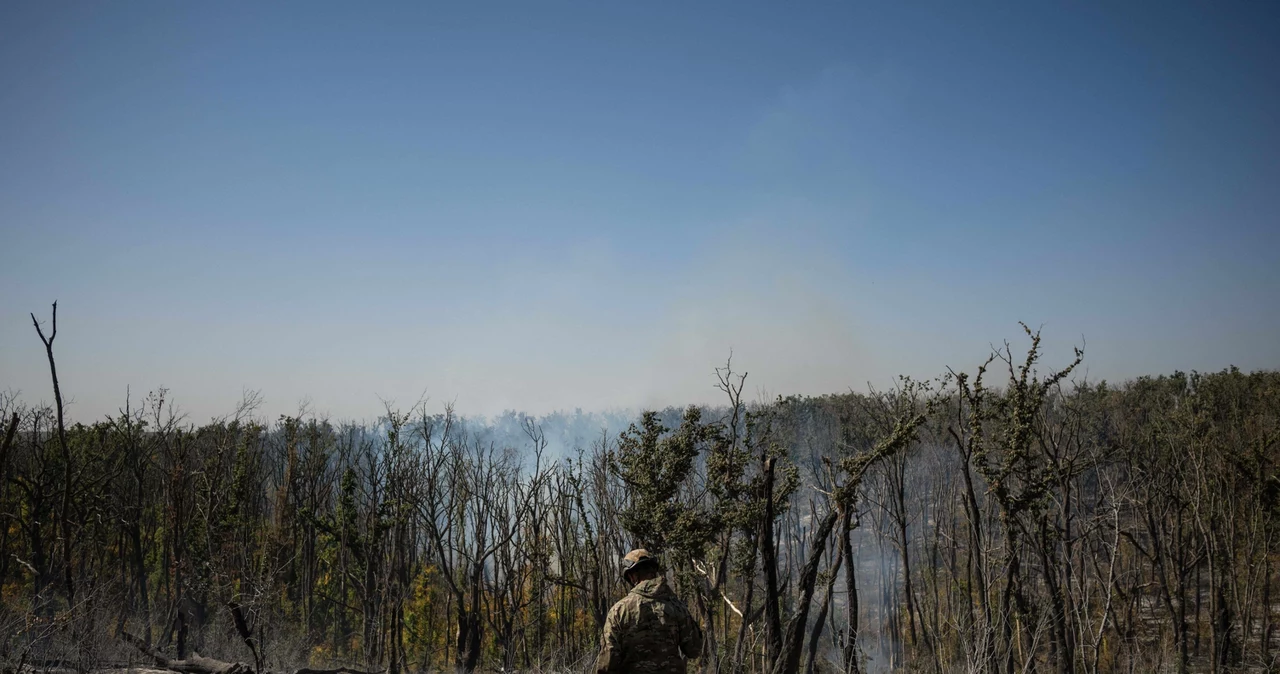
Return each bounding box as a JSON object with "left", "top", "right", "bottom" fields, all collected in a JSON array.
[{"left": 595, "top": 576, "right": 703, "bottom": 674}]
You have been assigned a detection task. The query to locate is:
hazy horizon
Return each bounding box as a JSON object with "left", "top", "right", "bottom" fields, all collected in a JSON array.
[{"left": 4, "top": 1, "right": 1278, "bottom": 423}]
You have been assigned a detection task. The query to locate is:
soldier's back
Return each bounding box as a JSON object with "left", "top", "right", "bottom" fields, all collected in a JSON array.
[{"left": 597, "top": 577, "right": 701, "bottom": 674}]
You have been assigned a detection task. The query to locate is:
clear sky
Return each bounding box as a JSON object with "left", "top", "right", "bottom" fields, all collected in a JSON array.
[{"left": 2, "top": 1, "right": 1277, "bottom": 424}]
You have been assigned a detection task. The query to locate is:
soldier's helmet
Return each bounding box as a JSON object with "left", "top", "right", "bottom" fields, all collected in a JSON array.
[{"left": 621, "top": 548, "right": 659, "bottom": 580}]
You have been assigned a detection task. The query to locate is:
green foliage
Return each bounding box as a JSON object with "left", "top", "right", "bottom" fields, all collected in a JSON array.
[
  {"left": 961, "top": 324, "right": 1083, "bottom": 520},
  {"left": 613, "top": 408, "right": 720, "bottom": 561}
]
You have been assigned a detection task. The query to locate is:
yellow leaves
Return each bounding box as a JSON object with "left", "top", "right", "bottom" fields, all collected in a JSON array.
[
  {"left": 2, "top": 580, "right": 25, "bottom": 600},
  {"left": 309, "top": 643, "right": 332, "bottom": 666}
]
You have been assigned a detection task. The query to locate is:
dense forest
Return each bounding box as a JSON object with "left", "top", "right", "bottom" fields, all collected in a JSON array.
[{"left": 3, "top": 307, "right": 1279, "bottom": 674}]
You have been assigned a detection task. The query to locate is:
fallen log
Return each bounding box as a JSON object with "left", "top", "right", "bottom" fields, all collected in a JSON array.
[
  {"left": 6, "top": 666, "right": 79, "bottom": 674},
  {"left": 164, "top": 655, "right": 251, "bottom": 674},
  {"left": 118, "top": 631, "right": 386, "bottom": 674},
  {"left": 9, "top": 667, "right": 189, "bottom": 674},
  {"left": 119, "top": 633, "right": 252, "bottom": 674}
]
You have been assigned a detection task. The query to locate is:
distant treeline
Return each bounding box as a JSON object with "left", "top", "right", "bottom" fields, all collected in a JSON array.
[{"left": 2, "top": 316, "right": 1278, "bottom": 674}]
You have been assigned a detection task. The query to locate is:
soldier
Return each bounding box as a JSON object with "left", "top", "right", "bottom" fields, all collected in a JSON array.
[{"left": 596, "top": 549, "right": 703, "bottom": 674}]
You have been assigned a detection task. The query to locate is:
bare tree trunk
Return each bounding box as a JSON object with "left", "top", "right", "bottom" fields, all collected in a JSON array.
[
  {"left": 132, "top": 518, "right": 154, "bottom": 644},
  {"left": 31, "top": 303, "right": 74, "bottom": 604},
  {"left": 805, "top": 539, "right": 843, "bottom": 674},
  {"left": 760, "top": 456, "right": 784, "bottom": 669},
  {"left": 1038, "top": 517, "right": 1072, "bottom": 674},
  {"left": 896, "top": 510, "right": 918, "bottom": 648},
  {"left": 0, "top": 412, "right": 17, "bottom": 588},
  {"left": 1210, "top": 545, "right": 1234, "bottom": 673},
  {"left": 732, "top": 532, "right": 758, "bottom": 674},
  {"left": 0, "top": 412, "right": 17, "bottom": 475}
]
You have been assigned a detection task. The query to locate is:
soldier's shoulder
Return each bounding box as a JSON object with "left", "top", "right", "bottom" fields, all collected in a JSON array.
[
  {"left": 608, "top": 591, "right": 644, "bottom": 620},
  {"left": 660, "top": 592, "right": 693, "bottom": 616}
]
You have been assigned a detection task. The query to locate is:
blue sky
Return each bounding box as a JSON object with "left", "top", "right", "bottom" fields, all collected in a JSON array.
[{"left": 2, "top": 1, "right": 1277, "bottom": 423}]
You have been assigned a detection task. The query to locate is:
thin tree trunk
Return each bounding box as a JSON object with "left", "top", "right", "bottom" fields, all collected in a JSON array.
[
  {"left": 760, "top": 456, "right": 784, "bottom": 669},
  {"left": 772, "top": 507, "right": 840, "bottom": 674},
  {"left": 805, "top": 539, "right": 844, "bottom": 674},
  {"left": 842, "top": 508, "right": 861, "bottom": 674},
  {"left": 32, "top": 304, "right": 74, "bottom": 603}
]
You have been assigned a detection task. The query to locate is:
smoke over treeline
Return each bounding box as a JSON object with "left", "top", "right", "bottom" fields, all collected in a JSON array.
[{"left": 2, "top": 318, "right": 1278, "bottom": 674}]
